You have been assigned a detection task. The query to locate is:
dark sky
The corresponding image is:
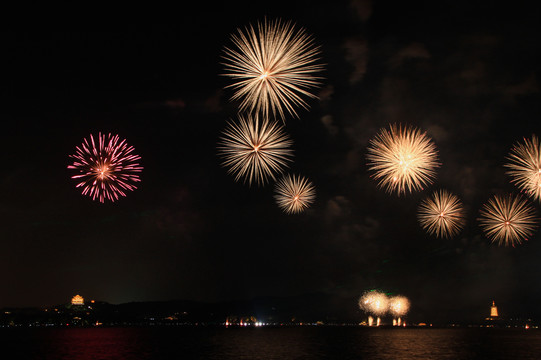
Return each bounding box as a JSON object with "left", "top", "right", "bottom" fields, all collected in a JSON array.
[{"left": 1, "top": 1, "right": 540, "bottom": 323}]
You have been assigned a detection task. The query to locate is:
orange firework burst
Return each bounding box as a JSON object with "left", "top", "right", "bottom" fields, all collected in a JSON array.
[
  {"left": 359, "top": 291, "right": 389, "bottom": 316},
  {"left": 68, "top": 133, "right": 143, "bottom": 203},
  {"left": 366, "top": 124, "right": 440, "bottom": 195},
  {"left": 478, "top": 193, "right": 538, "bottom": 247},
  {"left": 222, "top": 18, "right": 324, "bottom": 120},
  {"left": 274, "top": 174, "right": 316, "bottom": 214},
  {"left": 218, "top": 114, "right": 293, "bottom": 186},
  {"left": 418, "top": 190, "right": 465, "bottom": 238},
  {"left": 389, "top": 296, "right": 410, "bottom": 317},
  {"left": 505, "top": 134, "right": 541, "bottom": 203}
]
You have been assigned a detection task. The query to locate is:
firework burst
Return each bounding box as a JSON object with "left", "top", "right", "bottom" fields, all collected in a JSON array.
[
  {"left": 222, "top": 18, "right": 324, "bottom": 120},
  {"left": 359, "top": 291, "right": 389, "bottom": 316},
  {"left": 366, "top": 124, "right": 440, "bottom": 195},
  {"left": 274, "top": 174, "right": 316, "bottom": 214},
  {"left": 418, "top": 190, "right": 465, "bottom": 238},
  {"left": 505, "top": 134, "right": 541, "bottom": 202},
  {"left": 389, "top": 296, "right": 410, "bottom": 317},
  {"left": 218, "top": 114, "right": 293, "bottom": 186},
  {"left": 68, "top": 133, "right": 143, "bottom": 203},
  {"left": 478, "top": 193, "right": 538, "bottom": 247}
]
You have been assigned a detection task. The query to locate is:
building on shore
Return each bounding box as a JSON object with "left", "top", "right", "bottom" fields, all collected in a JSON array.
[{"left": 484, "top": 300, "right": 500, "bottom": 324}]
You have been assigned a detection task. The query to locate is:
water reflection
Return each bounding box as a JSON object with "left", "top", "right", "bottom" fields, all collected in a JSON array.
[{"left": 2, "top": 326, "right": 540, "bottom": 360}]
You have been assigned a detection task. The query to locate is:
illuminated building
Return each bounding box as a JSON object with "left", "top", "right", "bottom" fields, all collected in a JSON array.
[
  {"left": 71, "top": 295, "right": 84, "bottom": 305},
  {"left": 490, "top": 301, "right": 498, "bottom": 317},
  {"left": 483, "top": 300, "right": 502, "bottom": 326},
  {"left": 225, "top": 315, "right": 260, "bottom": 326}
]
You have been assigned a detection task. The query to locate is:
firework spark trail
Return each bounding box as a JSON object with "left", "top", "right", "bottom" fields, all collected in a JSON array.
[
  {"left": 274, "top": 174, "right": 316, "bottom": 214},
  {"left": 218, "top": 114, "right": 294, "bottom": 186},
  {"left": 478, "top": 193, "right": 538, "bottom": 247},
  {"left": 366, "top": 124, "right": 440, "bottom": 195},
  {"left": 418, "top": 190, "right": 465, "bottom": 238},
  {"left": 359, "top": 291, "right": 389, "bottom": 316},
  {"left": 68, "top": 133, "right": 143, "bottom": 203},
  {"left": 222, "top": 18, "right": 324, "bottom": 120},
  {"left": 505, "top": 134, "right": 541, "bottom": 203},
  {"left": 389, "top": 296, "right": 410, "bottom": 317}
]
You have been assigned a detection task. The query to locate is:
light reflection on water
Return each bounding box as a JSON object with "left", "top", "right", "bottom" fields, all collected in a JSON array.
[{"left": 2, "top": 326, "right": 540, "bottom": 360}]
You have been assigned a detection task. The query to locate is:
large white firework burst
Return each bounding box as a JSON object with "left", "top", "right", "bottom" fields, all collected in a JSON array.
[
  {"left": 418, "top": 190, "right": 466, "bottom": 238},
  {"left": 505, "top": 134, "right": 541, "bottom": 203},
  {"left": 389, "top": 296, "right": 410, "bottom": 317},
  {"left": 478, "top": 193, "right": 538, "bottom": 247},
  {"left": 358, "top": 291, "right": 389, "bottom": 316},
  {"left": 218, "top": 114, "right": 293, "bottom": 186},
  {"left": 222, "top": 18, "right": 324, "bottom": 120},
  {"left": 366, "top": 123, "right": 440, "bottom": 195},
  {"left": 274, "top": 174, "right": 316, "bottom": 214}
]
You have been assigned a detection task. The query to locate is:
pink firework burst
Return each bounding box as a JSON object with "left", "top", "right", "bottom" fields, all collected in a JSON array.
[{"left": 68, "top": 133, "right": 143, "bottom": 203}]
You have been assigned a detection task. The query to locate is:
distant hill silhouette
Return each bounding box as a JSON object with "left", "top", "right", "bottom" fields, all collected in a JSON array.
[
  {"left": 0, "top": 292, "right": 363, "bottom": 327},
  {"left": 2, "top": 293, "right": 535, "bottom": 327}
]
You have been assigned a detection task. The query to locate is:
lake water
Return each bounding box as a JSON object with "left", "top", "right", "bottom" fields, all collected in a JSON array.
[{"left": 2, "top": 326, "right": 540, "bottom": 360}]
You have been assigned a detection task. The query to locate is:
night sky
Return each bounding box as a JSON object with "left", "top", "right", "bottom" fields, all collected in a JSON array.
[{"left": 1, "top": 1, "right": 540, "bottom": 323}]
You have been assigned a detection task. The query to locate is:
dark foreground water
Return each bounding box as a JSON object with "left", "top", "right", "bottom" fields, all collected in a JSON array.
[{"left": 2, "top": 326, "right": 540, "bottom": 360}]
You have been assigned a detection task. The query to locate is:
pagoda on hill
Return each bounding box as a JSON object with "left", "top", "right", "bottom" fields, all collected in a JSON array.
[
  {"left": 490, "top": 301, "right": 498, "bottom": 318},
  {"left": 71, "top": 294, "right": 84, "bottom": 306}
]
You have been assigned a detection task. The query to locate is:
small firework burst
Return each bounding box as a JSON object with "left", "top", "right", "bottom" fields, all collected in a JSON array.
[
  {"left": 478, "top": 193, "right": 538, "bottom": 247},
  {"left": 274, "top": 174, "right": 316, "bottom": 214},
  {"left": 366, "top": 123, "right": 440, "bottom": 195},
  {"left": 358, "top": 291, "right": 389, "bottom": 316},
  {"left": 505, "top": 134, "right": 541, "bottom": 202},
  {"left": 218, "top": 114, "right": 293, "bottom": 186},
  {"left": 389, "top": 296, "right": 410, "bottom": 317},
  {"left": 68, "top": 133, "right": 143, "bottom": 203},
  {"left": 222, "top": 18, "right": 324, "bottom": 120},
  {"left": 418, "top": 190, "right": 465, "bottom": 238}
]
